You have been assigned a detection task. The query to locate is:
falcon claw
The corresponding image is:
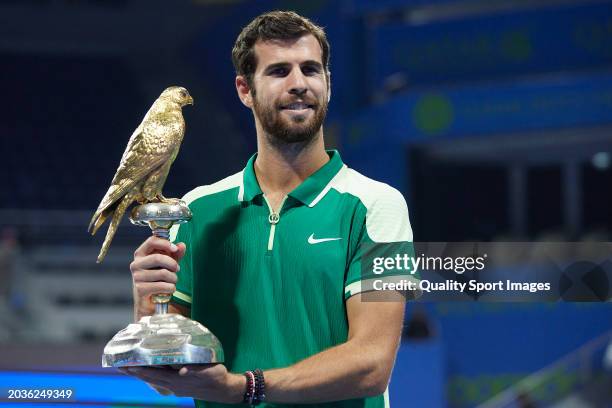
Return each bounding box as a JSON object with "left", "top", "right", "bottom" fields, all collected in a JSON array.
[{"left": 156, "top": 196, "right": 181, "bottom": 205}]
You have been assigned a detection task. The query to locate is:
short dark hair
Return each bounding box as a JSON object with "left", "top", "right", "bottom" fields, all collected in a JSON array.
[{"left": 231, "top": 10, "right": 330, "bottom": 88}]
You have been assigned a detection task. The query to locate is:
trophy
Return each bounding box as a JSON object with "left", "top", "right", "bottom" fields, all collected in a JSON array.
[{"left": 88, "top": 86, "right": 223, "bottom": 367}]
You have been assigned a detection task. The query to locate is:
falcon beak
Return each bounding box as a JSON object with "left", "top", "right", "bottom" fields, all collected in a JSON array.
[{"left": 187, "top": 96, "right": 194, "bottom": 105}]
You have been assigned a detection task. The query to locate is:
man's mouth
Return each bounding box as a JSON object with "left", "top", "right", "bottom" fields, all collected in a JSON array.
[{"left": 280, "top": 101, "right": 315, "bottom": 112}]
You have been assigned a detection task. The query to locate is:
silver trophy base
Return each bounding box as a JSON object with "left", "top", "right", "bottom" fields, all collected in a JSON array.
[{"left": 102, "top": 313, "right": 224, "bottom": 367}]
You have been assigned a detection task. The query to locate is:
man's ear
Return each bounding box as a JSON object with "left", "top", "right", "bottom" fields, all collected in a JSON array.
[
  {"left": 235, "top": 75, "right": 253, "bottom": 108},
  {"left": 326, "top": 71, "right": 332, "bottom": 103}
]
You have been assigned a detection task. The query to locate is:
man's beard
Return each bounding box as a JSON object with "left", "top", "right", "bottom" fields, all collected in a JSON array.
[{"left": 253, "top": 94, "right": 328, "bottom": 146}]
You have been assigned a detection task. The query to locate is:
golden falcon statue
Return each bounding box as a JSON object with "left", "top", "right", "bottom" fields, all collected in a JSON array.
[{"left": 89, "top": 86, "right": 194, "bottom": 263}]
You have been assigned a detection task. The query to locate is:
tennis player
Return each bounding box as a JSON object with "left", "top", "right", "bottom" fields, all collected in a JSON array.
[{"left": 124, "top": 11, "right": 416, "bottom": 408}]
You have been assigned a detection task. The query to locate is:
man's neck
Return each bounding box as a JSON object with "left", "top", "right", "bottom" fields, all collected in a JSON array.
[{"left": 254, "top": 131, "right": 329, "bottom": 207}]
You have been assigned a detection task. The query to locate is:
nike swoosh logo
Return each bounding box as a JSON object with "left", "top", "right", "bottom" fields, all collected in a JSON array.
[{"left": 308, "top": 234, "right": 342, "bottom": 244}]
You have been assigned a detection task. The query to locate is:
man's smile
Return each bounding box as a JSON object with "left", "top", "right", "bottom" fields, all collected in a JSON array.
[{"left": 279, "top": 101, "right": 316, "bottom": 113}]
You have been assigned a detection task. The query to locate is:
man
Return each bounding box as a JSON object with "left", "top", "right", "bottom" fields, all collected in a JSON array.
[{"left": 124, "top": 10, "right": 416, "bottom": 407}]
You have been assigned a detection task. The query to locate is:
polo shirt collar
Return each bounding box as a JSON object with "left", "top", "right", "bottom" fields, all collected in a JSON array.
[
  {"left": 240, "top": 153, "right": 263, "bottom": 202},
  {"left": 240, "top": 150, "right": 345, "bottom": 207}
]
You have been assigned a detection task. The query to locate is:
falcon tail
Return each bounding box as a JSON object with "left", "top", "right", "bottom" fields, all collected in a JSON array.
[
  {"left": 96, "top": 192, "right": 135, "bottom": 263},
  {"left": 89, "top": 207, "right": 112, "bottom": 236}
]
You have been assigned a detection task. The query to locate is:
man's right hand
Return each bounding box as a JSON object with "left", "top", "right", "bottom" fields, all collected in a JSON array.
[{"left": 130, "top": 236, "right": 187, "bottom": 321}]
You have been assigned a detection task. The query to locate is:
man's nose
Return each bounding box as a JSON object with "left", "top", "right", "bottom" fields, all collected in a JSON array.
[
  {"left": 287, "top": 69, "right": 308, "bottom": 97},
  {"left": 289, "top": 87, "right": 307, "bottom": 97}
]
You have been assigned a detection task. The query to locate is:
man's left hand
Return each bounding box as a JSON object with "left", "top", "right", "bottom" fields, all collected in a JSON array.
[{"left": 120, "top": 364, "right": 245, "bottom": 403}]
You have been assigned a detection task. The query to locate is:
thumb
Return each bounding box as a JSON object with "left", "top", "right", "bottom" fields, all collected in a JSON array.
[
  {"left": 178, "top": 364, "right": 217, "bottom": 377},
  {"left": 178, "top": 366, "right": 192, "bottom": 376},
  {"left": 169, "top": 242, "right": 187, "bottom": 262},
  {"left": 176, "top": 242, "right": 187, "bottom": 259}
]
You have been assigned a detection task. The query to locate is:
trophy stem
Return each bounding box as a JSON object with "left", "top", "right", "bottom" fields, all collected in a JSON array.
[
  {"left": 150, "top": 227, "right": 172, "bottom": 314},
  {"left": 155, "top": 302, "right": 169, "bottom": 315},
  {"left": 153, "top": 227, "right": 170, "bottom": 240}
]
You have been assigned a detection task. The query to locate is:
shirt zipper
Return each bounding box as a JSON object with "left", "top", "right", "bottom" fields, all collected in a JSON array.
[{"left": 263, "top": 195, "right": 288, "bottom": 251}]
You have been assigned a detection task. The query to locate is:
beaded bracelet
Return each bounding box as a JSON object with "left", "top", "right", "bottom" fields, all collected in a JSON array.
[
  {"left": 252, "top": 369, "right": 266, "bottom": 405},
  {"left": 243, "top": 369, "right": 265, "bottom": 406},
  {"left": 242, "top": 370, "right": 255, "bottom": 405}
]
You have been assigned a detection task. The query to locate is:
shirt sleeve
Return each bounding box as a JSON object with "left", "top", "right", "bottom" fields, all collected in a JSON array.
[
  {"left": 170, "top": 219, "right": 193, "bottom": 308},
  {"left": 344, "top": 186, "right": 421, "bottom": 300}
]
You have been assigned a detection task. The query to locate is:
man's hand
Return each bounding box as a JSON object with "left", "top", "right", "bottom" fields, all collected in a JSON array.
[
  {"left": 130, "top": 236, "right": 187, "bottom": 321},
  {"left": 120, "top": 364, "right": 245, "bottom": 404}
]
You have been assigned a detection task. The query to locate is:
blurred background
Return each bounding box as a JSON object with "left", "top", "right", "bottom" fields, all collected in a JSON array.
[{"left": 1, "top": 0, "right": 611, "bottom": 407}]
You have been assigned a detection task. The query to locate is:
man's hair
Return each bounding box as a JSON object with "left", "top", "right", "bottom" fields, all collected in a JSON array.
[{"left": 232, "top": 10, "right": 330, "bottom": 88}]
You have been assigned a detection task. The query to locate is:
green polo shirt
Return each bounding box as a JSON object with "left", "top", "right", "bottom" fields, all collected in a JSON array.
[{"left": 170, "top": 150, "right": 417, "bottom": 408}]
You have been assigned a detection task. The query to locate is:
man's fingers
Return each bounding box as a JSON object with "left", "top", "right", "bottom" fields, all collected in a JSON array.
[
  {"left": 134, "top": 253, "right": 179, "bottom": 272},
  {"left": 133, "top": 269, "right": 178, "bottom": 284},
  {"left": 126, "top": 367, "right": 175, "bottom": 385},
  {"left": 138, "top": 282, "right": 176, "bottom": 297},
  {"left": 147, "top": 383, "right": 174, "bottom": 396},
  {"left": 178, "top": 364, "right": 221, "bottom": 377},
  {"left": 134, "top": 236, "right": 179, "bottom": 258}
]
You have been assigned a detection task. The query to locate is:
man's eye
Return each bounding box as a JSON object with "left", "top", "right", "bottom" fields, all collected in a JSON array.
[
  {"left": 271, "top": 68, "right": 287, "bottom": 76},
  {"left": 302, "top": 66, "right": 320, "bottom": 75}
]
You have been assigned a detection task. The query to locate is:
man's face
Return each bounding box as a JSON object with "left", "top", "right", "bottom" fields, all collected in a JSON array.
[{"left": 249, "top": 34, "right": 329, "bottom": 145}]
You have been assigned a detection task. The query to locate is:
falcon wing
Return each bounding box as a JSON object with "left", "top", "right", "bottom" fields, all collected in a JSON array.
[{"left": 88, "top": 114, "right": 181, "bottom": 233}]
